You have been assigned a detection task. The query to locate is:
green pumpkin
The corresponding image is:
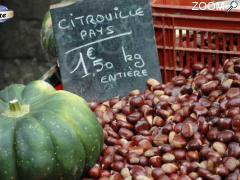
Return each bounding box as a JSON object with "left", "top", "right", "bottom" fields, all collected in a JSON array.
[
  {"left": 41, "top": 11, "right": 56, "bottom": 57},
  {"left": 40, "top": 0, "right": 76, "bottom": 57},
  {"left": 0, "top": 80, "right": 103, "bottom": 180}
]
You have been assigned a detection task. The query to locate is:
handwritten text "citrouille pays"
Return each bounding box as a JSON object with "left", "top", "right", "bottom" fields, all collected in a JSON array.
[{"left": 57, "top": 7, "right": 144, "bottom": 41}]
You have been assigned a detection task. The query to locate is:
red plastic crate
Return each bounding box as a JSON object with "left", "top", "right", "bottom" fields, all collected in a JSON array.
[{"left": 152, "top": 1, "right": 240, "bottom": 83}]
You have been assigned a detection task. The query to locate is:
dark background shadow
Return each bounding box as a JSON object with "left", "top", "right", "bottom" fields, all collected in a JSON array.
[{"left": 0, "top": 0, "right": 59, "bottom": 89}]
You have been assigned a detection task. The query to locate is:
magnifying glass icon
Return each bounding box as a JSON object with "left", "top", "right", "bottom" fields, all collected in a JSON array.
[{"left": 227, "top": 1, "right": 238, "bottom": 12}]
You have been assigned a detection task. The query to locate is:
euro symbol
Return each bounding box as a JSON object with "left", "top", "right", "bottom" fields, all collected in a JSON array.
[{"left": 87, "top": 47, "right": 96, "bottom": 60}]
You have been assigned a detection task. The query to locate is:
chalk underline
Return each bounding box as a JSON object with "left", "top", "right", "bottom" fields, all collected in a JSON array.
[{"left": 64, "top": 31, "right": 132, "bottom": 55}]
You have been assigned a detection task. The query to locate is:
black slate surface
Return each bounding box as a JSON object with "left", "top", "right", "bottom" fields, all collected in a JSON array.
[{"left": 50, "top": 0, "right": 161, "bottom": 102}]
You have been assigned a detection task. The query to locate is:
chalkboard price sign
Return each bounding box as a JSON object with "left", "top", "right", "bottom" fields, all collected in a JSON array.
[{"left": 51, "top": 0, "right": 161, "bottom": 102}]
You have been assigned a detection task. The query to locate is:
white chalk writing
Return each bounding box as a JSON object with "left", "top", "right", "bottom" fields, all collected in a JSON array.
[{"left": 58, "top": 7, "right": 144, "bottom": 30}]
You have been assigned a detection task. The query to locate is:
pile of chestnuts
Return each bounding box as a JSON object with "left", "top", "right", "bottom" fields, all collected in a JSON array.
[{"left": 84, "top": 57, "right": 240, "bottom": 180}]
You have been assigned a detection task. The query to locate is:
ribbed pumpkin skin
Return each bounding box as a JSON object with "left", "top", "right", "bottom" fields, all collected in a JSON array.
[
  {"left": 40, "top": 0, "right": 76, "bottom": 57},
  {"left": 0, "top": 81, "right": 103, "bottom": 180},
  {"left": 40, "top": 11, "right": 56, "bottom": 57}
]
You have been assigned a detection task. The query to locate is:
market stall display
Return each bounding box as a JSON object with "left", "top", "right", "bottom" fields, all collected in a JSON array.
[{"left": 1, "top": 0, "right": 240, "bottom": 179}]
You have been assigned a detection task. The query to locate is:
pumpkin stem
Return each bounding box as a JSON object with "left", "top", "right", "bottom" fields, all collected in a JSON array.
[{"left": 9, "top": 99, "right": 21, "bottom": 112}]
